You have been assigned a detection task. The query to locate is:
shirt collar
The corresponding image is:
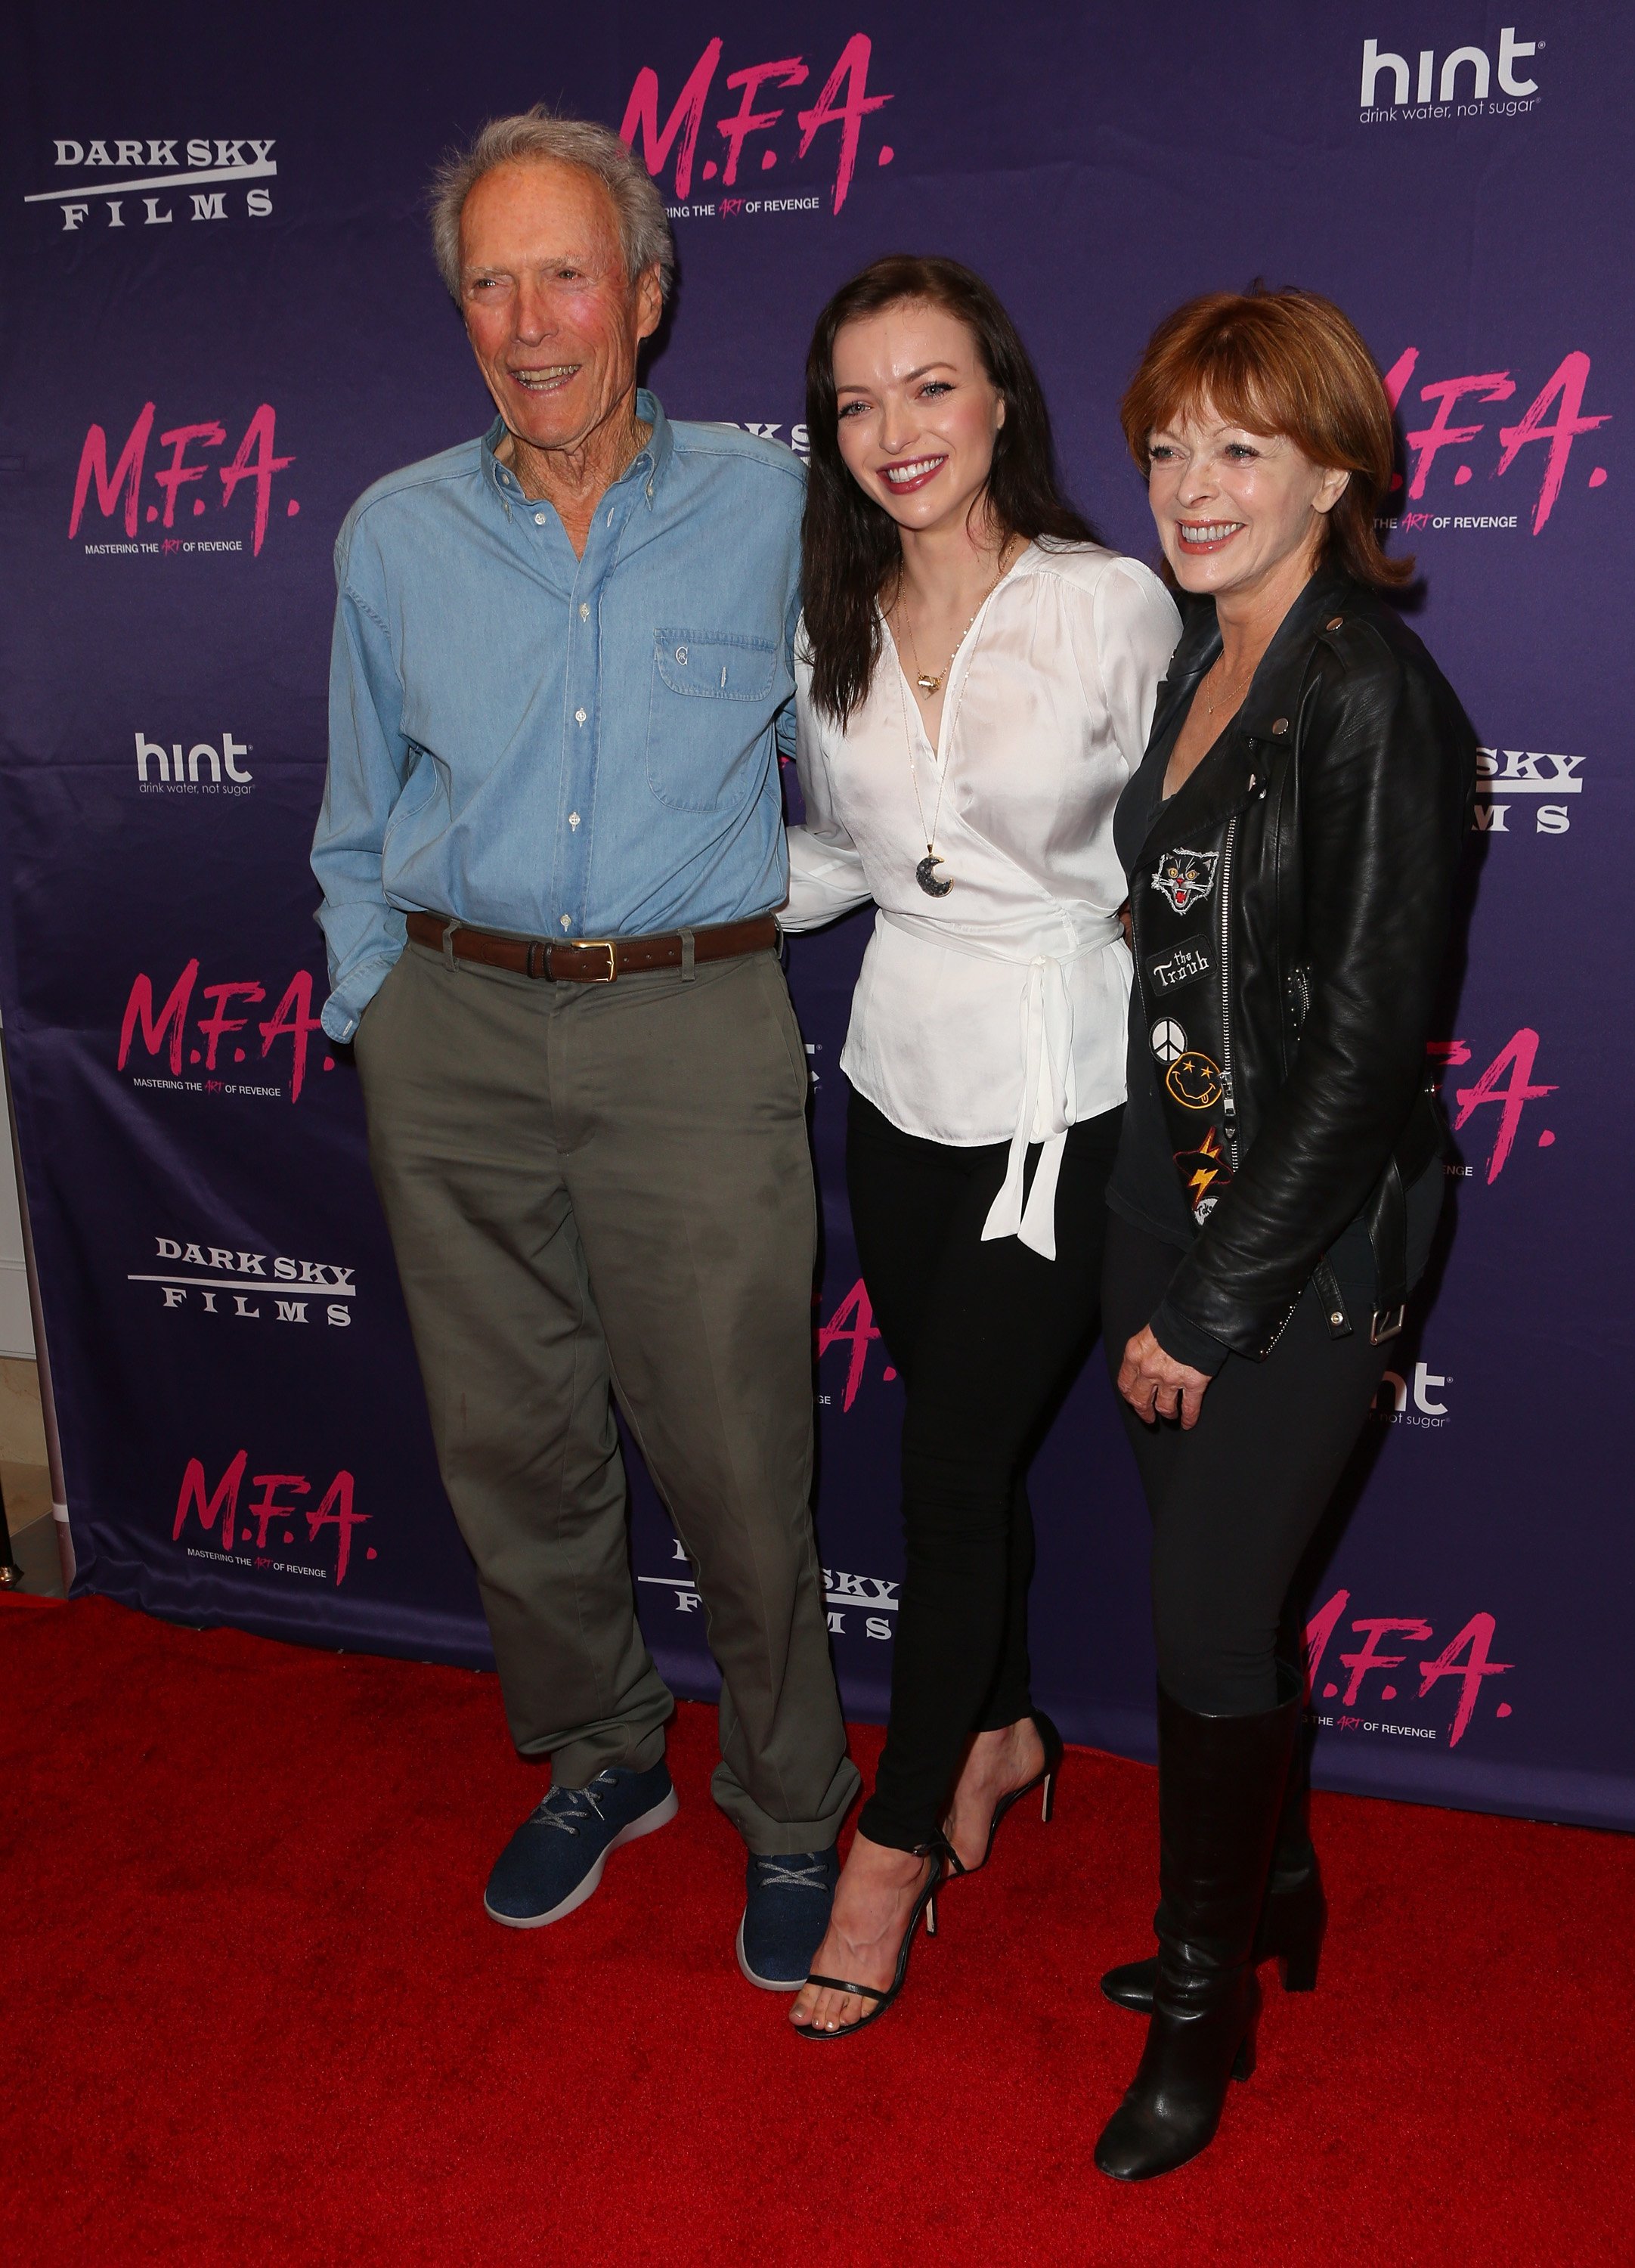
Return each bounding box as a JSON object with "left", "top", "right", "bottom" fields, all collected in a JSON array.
[{"left": 480, "top": 387, "right": 674, "bottom": 512}]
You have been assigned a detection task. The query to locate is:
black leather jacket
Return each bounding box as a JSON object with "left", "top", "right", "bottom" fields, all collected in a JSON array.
[{"left": 1128, "top": 559, "right": 1476, "bottom": 1364}]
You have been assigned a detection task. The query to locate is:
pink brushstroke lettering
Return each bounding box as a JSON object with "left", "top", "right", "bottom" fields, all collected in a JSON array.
[
  {"left": 307, "top": 1470, "right": 367, "bottom": 1585},
  {"left": 70, "top": 401, "right": 156, "bottom": 538},
  {"left": 717, "top": 58, "right": 807, "bottom": 184},
  {"left": 620, "top": 38, "right": 723, "bottom": 203},
  {"left": 796, "top": 34, "right": 892, "bottom": 214},
  {"left": 172, "top": 1451, "right": 249, "bottom": 1551},
  {"left": 1338, "top": 1618, "right": 1434, "bottom": 1706},
  {"left": 817, "top": 1277, "right": 882, "bottom": 1412},
  {"left": 1494, "top": 352, "right": 1610, "bottom": 533},
  {"left": 1418, "top": 1615, "right": 1512, "bottom": 1747},
  {"left": 1452, "top": 1028, "right": 1556, "bottom": 1184}
]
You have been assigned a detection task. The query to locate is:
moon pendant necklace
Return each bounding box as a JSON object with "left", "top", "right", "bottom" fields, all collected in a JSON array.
[{"left": 898, "top": 544, "right": 1014, "bottom": 898}]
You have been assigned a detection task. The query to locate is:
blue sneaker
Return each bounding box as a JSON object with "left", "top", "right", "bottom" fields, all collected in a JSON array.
[
  {"left": 736, "top": 1846, "right": 840, "bottom": 1991},
  {"left": 483, "top": 1758, "right": 678, "bottom": 1929}
]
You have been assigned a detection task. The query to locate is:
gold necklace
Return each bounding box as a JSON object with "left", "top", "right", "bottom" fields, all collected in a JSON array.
[
  {"left": 899, "top": 540, "right": 1015, "bottom": 697},
  {"left": 893, "top": 545, "right": 1016, "bottom": 897},
  {"left": 1202, "top": 646, "right": 1256, "bottom": 717}
]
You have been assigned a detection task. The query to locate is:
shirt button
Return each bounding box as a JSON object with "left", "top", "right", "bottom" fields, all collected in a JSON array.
[
  {"left": 568, "top": 811, "right": 581, "bottom": 829},
  {"left": 574, "top": 707, "right": 587, "bottom": 725},
  {"left": 605, "top": 510, "right": 614, "bottom": 528},
  {"left": 579, "top": 603, "right": 590, "bottom": 620},
  {"left": 534, "top": 511, "right": 547, "bottom": 525},
  {"left": 559, "top": 915, "right": 573, "bottom": 931}
]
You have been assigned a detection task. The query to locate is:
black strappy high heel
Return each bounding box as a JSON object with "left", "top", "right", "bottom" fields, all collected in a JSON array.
[
  {"left": 942, "top": 1710, "right": 1065, "bottom": 1877},
  {"left": 796, "top": 1845, "right": 946, "bottom": 2041}
]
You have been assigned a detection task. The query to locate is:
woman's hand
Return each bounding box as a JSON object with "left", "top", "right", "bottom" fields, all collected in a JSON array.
[{"left": 1117, "top": 1325, "right": 1212, "bottom": 1430}]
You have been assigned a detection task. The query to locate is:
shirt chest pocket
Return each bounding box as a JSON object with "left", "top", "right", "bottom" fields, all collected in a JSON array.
[{"left": 646, "top": 627, "right": 779, "bottom": 813}]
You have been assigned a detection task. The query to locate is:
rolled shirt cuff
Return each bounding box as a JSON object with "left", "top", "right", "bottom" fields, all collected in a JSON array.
[
  {"left": 1148, "top": 1297, "right": 1231, "bottom": 1378},
  {"left": 319, "top": 951, "right": 400, "bottom": 1043}
]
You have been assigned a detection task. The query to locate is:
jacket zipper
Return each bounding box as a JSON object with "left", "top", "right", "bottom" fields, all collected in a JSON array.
[{"left": 1219, "top": 814, "right": 1239, "bottom": 1169}]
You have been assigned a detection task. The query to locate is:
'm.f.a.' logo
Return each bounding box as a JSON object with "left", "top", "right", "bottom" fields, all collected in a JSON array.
[
  {"left": 172, "top": 1451, "right": 370, "bottom": 1584},
  {"left": 135, "top": 730, "right": 253, "bottom": 795},
  {"left": 621, "top": 34, "right": 893, "bottom": 218},
  {"left": 25, "top": 137, "right": 277, "bottom": 231},
  {"left": 1359, "top": 29, "right": 1541, "bottom": 121},
  {"left": 70, "top": 402, "right": 296, "bottom": 558}
]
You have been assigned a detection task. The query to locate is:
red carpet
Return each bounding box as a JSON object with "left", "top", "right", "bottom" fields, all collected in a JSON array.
[{"left": 5, "top": 1595, "right": 1627, "bottom": 2265}]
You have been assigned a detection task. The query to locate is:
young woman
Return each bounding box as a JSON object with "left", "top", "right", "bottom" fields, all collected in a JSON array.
[
  {"left": 778, "top": 256, "right": 1178, "bottom": 2039},
  {"left": 1093, "top": 287, "right": 1474, "bottom": 2180}
]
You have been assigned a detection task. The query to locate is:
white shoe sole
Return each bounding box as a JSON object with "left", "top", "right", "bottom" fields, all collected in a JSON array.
[
  {"left": 735, "top": 1911, "right": 807, "bottom": 1993},
  {"left": 484, "top": 1784, "right": 679, "bottom": 1929}
]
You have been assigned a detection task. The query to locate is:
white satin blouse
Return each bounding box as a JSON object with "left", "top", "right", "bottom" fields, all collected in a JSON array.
[{"left": 781, "top": 541, "right": 1179, "bottom": 1259}]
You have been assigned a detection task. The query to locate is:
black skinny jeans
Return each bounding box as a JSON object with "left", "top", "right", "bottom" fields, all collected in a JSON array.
[
  {"left": 1101, "top": 1211, "right": 1395, "bottom": 1718},
  {"left": 847, "top": 1088, "right": 1122, "bottom": 1854}
]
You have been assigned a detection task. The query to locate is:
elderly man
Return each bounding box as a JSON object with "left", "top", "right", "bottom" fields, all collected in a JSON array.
[{"left": 311, "top": 108, "right": 857, "bottom": 1986}]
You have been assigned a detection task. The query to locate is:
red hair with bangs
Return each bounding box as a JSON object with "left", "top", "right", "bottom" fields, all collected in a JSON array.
[{"left": 1120, "top": 287, "right": 1412, "bottom": 589}]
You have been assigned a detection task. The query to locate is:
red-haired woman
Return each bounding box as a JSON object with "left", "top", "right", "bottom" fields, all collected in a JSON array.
[
  {"left": 1094, "top": 288, "right": 1474, "bottom": 2179},
  {"left": 777, "top": 257, "right": 1178, "bottom": 2038}
]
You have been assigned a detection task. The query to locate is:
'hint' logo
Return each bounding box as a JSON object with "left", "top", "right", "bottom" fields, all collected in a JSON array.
[
  {"left": 26, "top": 138, "right": 277, "bottom": 229},
  {"left": 1374, "top": 1360, "right": 1451, "bottom": 1425},
  {"left": 1360, "top": 28, "right": 1540, "bottom": 115},
  {"left": 136, "top": 732, "right": 252, "bottom": 785}
]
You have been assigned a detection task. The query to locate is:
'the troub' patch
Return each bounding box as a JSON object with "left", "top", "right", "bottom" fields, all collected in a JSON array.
[{"left": 1147, "top": 940, "right": 1212, "bottom": 996}]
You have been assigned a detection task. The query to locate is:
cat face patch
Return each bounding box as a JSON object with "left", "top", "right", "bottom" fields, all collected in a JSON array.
[{"left": 1150, "top": 848, "right": 1219, "bottom": 916}]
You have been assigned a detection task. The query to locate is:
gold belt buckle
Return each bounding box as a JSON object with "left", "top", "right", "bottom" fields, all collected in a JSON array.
[{"left": 574, "top": 940, "right": 618, "bottom": 983}]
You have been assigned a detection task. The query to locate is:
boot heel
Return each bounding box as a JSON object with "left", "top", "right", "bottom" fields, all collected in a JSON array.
[
  {"left": 1231, "top": 2031, "right": 1256, "bottom": 2083},
  {"left": 1277, "top": 1941, "right": 1321, "bottom": 1992},
  {"left": 925, "top": 1892, "right": 937, "bottom": 1938},
  {"left": 1041, "top": 1768, "right": 1057, "bottom": 1826}
]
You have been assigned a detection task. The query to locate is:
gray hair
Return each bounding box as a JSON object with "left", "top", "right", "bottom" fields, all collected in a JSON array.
[{"left": 429, "top": 106, "right": 675, "bottom": 305}]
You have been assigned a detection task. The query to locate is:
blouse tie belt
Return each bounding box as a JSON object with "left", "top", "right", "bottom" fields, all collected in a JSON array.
[{"left": 879, "top": 908, "right": 1123, "bottom": 1262}]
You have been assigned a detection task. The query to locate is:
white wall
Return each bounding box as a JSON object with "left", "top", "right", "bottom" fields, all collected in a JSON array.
[{"left": 0, "top": 1027, "right": 36, "bottom": 1358}]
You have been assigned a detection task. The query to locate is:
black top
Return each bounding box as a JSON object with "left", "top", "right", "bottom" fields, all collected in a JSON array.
[{"left": 1108, "top": 699, "right": 1197, "bottom": 1250}]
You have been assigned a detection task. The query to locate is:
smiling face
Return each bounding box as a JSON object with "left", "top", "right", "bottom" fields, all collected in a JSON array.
[
  {"left": 459, "top": 157, "right": 661, "bottom": 460},
  {"left": 1145, "top": 403, "right": 1349, "bottom": 603},
  {"left": 831, "top": 299, "right": 1005, "bottom": 541}
]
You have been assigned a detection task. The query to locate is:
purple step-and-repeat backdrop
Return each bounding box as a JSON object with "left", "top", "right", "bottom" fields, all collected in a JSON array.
[{"left": 2, "top": 4, "right": 1628, "bottom": 1826}]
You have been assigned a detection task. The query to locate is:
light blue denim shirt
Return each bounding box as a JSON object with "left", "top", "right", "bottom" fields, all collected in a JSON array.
[{"left": 311, "top": 391, "right": 803, "bottom": 1041}]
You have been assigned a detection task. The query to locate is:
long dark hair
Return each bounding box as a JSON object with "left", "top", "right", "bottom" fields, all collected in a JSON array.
[{"left": 802, "top": 255, "right": 1097, "bottom": 722}]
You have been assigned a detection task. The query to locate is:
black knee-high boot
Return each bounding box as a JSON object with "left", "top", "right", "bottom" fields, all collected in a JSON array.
[
  {"left": 1095, "top": 1679, "right": 1300, "bottom": 2183},
  {"left": 1099, "top": 1672, "right": 1324, "bottom": 2012}
]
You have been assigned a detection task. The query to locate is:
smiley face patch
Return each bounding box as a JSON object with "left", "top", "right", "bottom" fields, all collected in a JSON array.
[{"left": 1165, "top": 1049, "right": 1225, "bottom": 1110}]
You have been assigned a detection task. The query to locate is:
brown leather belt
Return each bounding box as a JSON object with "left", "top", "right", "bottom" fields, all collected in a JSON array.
[{"left": 404, "top": 909, "right": 779, "bottom": 984}]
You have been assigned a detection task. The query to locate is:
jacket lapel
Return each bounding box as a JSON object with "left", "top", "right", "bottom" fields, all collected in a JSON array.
[{"left": 1135, "top": 563, "right": 1356, "bottom": 867}]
